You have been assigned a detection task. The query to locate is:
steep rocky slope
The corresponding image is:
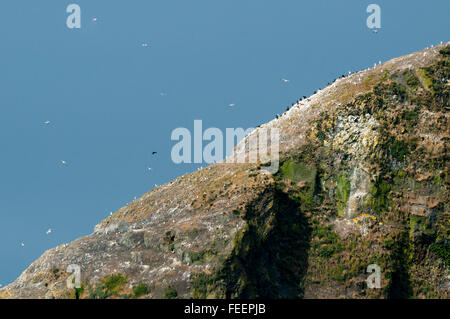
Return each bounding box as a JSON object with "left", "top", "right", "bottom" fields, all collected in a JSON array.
[{"left": 1, "top": 43, "right": 449, "bottom": 299}]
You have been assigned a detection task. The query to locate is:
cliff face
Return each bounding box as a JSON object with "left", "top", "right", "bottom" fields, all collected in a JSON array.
[{"left": 1, "top": 44, "right": 449, "bottom": 299}]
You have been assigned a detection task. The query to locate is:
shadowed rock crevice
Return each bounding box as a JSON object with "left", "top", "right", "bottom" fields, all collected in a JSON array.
[
  {"left": 386, "top": 231, "right": 413, "bottom": 299},
  {"left": 193, "top": 187, "right": 312, "bottom": 298}
]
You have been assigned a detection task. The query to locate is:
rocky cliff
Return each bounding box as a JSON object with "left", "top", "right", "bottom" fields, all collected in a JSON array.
[{"left": 1, "top": 43, "right": 449, "bottom": 299}]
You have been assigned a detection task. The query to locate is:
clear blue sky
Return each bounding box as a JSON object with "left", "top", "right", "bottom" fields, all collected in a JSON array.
[{"left": 0, "top": 0, "right": 448, "bottom": 286}]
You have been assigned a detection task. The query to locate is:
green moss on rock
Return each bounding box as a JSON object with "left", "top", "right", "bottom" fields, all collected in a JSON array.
[{"left": 336, "top": 174, "right": 350, "bottom": 217}]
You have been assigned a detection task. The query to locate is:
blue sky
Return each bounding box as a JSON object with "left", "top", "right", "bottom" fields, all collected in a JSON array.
[{"left": 0, "top": 0, "right": 448, "bottom": 286}]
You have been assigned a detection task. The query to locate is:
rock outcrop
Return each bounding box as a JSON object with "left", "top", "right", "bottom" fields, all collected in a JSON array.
[{"left": 1, "top": 43, "right": 449, "bottom": 299}]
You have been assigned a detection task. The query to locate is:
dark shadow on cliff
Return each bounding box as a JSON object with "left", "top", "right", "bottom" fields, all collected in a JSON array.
[
  {"left": 218, "top": 187, "right": 312, "bottom": 298},
  {"left": 386, "top": 231, "right": 413, "bottom": 299}
]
